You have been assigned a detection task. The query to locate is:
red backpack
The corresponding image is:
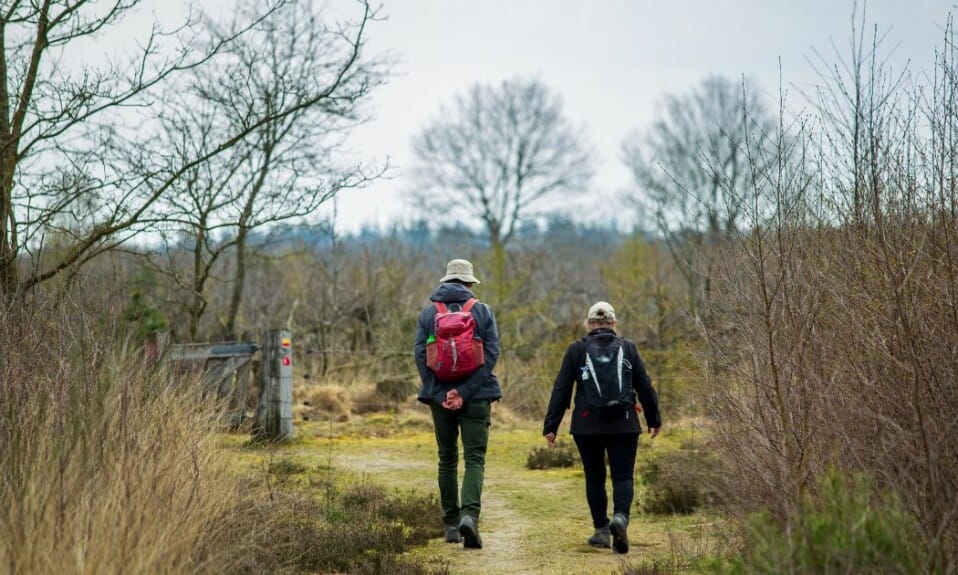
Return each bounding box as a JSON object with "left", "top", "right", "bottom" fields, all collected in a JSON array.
[{"left": 426, "top": 298, "right": 485, "bottom": 382}]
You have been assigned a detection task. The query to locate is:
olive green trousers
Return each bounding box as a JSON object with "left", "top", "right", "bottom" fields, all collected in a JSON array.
[{"left": 429, "top": 399, "right": 491, "bottom": 526}]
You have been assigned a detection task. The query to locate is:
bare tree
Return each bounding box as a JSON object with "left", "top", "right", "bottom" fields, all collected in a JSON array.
[
  {"left": 409, "top": 77, "right": 594, "bottom": 254},
  {"left": 0, "top": 1, "right": 255, "bottom": 298},
  {"left": 148, "top": 0, "right": 387, "bottom": 340},
  {"left": 0, "top": 0, "right": 379, "bottom": 302},
  {"left": 622, "top": 75, "right": 775, "bottom": 318}
]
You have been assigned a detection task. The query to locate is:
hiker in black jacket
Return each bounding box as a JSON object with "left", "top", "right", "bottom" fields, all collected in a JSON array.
[
  {"left": 542, "top": 301, "right": 661, "bottom": 554},
  {"left": 414, "top": 258, "right": 502, "bottom": 549}
]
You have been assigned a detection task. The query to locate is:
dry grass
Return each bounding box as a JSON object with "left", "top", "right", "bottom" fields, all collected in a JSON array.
[
  {"left": 296, "top": 383, "right": 353, "bottom": 420},
  {"left": 0, "top": 298, "right": 452, "bottom": 575},
  {"left": 0, "top": 303, "right": 243, "bottom": 574}
]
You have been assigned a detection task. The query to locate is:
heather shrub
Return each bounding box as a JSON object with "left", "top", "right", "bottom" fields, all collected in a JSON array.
[
  {"left": 640, "top": 448, "right": 719, "bottom": 515},
  {"left": 722, "top": 472, "right": 927, "bottom": 575},
  {"left": 526, "top": 441, "right": 579, "bottom": 470}
]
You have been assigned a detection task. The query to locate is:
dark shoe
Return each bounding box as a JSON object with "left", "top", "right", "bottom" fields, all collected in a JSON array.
[
  {"left": 610, "top": 513, "right": 629, "bottom": 554},
  {"left": 444, "top": 524, "right": 462, "bottom": 543},
  {"left": 587, "top": 526, "right": 611, "bottom": 548},
  {"left": 458, "top": 515, "right": 483, "bottom": 549}
]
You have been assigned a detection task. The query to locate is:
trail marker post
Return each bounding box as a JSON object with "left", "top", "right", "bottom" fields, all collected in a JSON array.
[{"left": 253, "top": 329, "right": 294, "bottom": 441}]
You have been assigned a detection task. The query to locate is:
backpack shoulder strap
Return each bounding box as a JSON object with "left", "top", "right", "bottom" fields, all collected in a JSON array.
[
  {"left": 615, "top": 340, "right": 625, "bottom": 393},
  {"left": 434, "top": 302, "right": 449, "bottom": 313},
  {"left": 461, "top": 298, "right": 478, "bottom": 313}
]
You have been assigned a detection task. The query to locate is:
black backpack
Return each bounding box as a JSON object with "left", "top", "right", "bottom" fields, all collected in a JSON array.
[{"left": 581, "top": 335, "right": 635, "bottom": 419}]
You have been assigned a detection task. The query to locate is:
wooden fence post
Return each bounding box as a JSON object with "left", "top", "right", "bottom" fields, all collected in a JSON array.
[{"left": 253, "top": 329, "right": 294, "bottom": 441}]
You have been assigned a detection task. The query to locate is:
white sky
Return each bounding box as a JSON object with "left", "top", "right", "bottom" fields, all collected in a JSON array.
[{"left": 174, "top": 0, "right": 956, "bottom": 232}]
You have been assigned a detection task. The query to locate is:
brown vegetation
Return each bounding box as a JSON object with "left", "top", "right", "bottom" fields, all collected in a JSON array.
[
  {"left": 0, "top": 296, "right": 450, "bottom": 574},
  {"left": 701, "top": 17, "right": 958, "bottom": 572},
  {"left": 3, "top": 2, "right": 956, "bottom": 573}
]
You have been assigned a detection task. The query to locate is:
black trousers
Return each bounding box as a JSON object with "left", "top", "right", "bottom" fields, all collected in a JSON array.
[{"left": 573, "top": 433, "right": 639, "bottom": 528}]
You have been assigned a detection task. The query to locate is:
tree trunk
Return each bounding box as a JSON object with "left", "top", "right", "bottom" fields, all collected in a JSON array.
[
  {"left": 0, "top": 154, "right": 19, "bottom": 298},
  {"left": 226, "top": 226, "right": 249, "bottom": 340},
  {"left": 189, "top": 224, "right": 206, "bottom": 341}
]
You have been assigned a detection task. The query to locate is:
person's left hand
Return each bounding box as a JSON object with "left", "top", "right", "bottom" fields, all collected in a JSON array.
[
  {"left": 649, "top": 427, "right": 661, "bottom": 439},
  {"left": 442, "top": 388, "right": 463, "bottom": 410}
]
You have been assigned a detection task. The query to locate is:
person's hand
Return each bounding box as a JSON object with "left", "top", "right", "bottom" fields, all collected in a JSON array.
[
  {"left": 649, "top": 427, "right": 660, "bottom": 439},
  {"left": 545, "top": 432, "right": 556, "bottom": 448},
  {"left": 442, "top": 388, "right": 463, "bottom": 410},
  {"left": 442, "top": 389, "right": 463, "bottom": 410}
]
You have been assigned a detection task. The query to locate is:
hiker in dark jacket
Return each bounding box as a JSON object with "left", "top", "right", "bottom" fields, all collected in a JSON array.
[
  {"left": 414, "top": 258, "right": 502, "bottom": 549},
  {"left": 542, "top": 301, "right": 661, "bottom": 554}
]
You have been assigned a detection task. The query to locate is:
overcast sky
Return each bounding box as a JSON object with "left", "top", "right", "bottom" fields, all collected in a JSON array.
[{"left": 205, "top": 0, "right": 954, "bottom": 232}]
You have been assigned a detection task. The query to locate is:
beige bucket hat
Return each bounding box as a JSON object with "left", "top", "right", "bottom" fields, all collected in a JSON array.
[{"left": 440, "top": 258, "right": 481, "bottom": 284}]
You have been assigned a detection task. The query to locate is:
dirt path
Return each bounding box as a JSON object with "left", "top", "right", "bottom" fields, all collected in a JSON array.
[
  {"left": 455, "top": 480, "right": 529, "bottom": 573},
  {"left": 326, "top": 424, "right": 658, "bottom": 575}
]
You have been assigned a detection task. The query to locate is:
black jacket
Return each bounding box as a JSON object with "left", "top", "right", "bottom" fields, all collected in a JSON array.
[
  {"left": 543, "top": 327, "right": 661, "bottom": 436},
  {"left": 414, "top": 283, "right": 502, "bottom": 405}
]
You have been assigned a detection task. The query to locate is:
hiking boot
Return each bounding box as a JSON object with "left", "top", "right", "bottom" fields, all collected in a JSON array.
[
  {"left": 610, "top": 513, "right": 629, "bottom": 554},
  {"left": 444, "top": 524, "right": 462, "bottom": 543},
  {"left": 458, "top": 515, "right": 483, "bottom": 549},
  {"left": 587, "top": 526, "right": 611, "bottom": 548}
]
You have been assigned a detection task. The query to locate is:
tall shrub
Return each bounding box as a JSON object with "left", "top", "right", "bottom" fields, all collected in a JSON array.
[{"left": 704, "top": 15, "right": 958, "bottom": 571}]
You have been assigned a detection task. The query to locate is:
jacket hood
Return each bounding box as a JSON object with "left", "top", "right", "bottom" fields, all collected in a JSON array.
[
  {"left": 587, "top": 327, "right": 618, "bottom": 345},
  {"left": 430, "top": 282, "right": 476, "bottom": 303}
]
